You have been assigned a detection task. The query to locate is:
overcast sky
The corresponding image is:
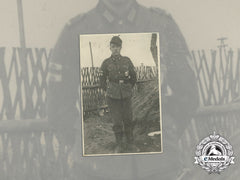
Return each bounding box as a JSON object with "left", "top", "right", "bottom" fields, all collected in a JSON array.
[{"left": 1, "top": 0, "right": 240, "bottom": 51}]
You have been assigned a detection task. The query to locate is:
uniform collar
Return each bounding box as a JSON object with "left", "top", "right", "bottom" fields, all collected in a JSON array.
[
  {"left": 111, "top": 54, "right": 122, "bottom": 61},
  {"left": 96, "top": 1, "right": 139, "bottom": 25}
]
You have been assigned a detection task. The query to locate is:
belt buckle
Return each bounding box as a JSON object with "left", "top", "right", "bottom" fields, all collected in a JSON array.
[{"left": 119, "top": 80, "right": 124, "bottom": 84}]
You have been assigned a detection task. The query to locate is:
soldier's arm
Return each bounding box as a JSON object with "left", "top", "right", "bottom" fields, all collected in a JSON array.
[
  {"left": 47, "top": 23, "right": 79, "bottom": 129},
  {"left": 128, "top": 59, "right": 137, "bottom": 87},
  {"left": 162, "top": 13, "right": 199, "bottom": 118},
  {"left": 99, "top": 61, "right": 108, "bottom": 91}
]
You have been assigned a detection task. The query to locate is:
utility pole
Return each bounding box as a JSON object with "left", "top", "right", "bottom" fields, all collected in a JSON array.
[
  {"left": 217, "top": 37, "right": 228, "bottom": 51},
  {"left": 89, "top": 42, "right": 94, "bottom": 67},
  {"left": 16, "top": 0, "right": 34, "bottom": 118},
  {"left": 17, "top": 0, "right": 26, "bottom": 48},
  {"left": 150, "top": 33, "right": 158, "bottom": 67},
  {"left": 217, "top": 37, "right": 228, "bottom": 81}
]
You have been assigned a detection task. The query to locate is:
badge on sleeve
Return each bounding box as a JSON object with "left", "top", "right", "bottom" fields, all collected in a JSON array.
[
  {"left": 49, "top": 62, "right": 62, "bottom": 72},
  {"left": 47, "top": 62, "right": 63, "bottom": 83}
]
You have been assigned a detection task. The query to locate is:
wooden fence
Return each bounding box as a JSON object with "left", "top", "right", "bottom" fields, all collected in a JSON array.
[
  {"left": 192, "top": 48, "right": 240, "bottom": 105},
  {"left": 0, "top": 47, "right": 50, "bottom": 121},
  {"left": 3, "top": 47, "right": 239, "bottom": 120},
  {"left": 1, "top": 47, "right": 239, "bottom": 119}
]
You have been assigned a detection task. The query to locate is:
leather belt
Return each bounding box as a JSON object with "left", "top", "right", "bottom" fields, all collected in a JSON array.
[{"left": 109, "top": 79, "right": 129, "bottom": 84}]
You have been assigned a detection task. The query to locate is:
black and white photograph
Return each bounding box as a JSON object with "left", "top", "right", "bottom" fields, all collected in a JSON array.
[
  {"left": 1, "top": 0, "right": 240, "bottom": 179},
  {"left": 80, "top": 33, "right": 162, "bottom": 155}
]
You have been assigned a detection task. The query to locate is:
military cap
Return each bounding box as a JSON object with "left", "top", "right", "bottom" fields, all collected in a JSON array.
[{"left": 110, "top": 36, "right": 122, "bottom": 46}]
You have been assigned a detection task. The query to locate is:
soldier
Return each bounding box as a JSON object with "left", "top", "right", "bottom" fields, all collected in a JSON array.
[
  {"left": 47, "top": 0, "right": 199, "bottom": 179},
  {"left": 99, "top": 36, "right": 137, "bottom": 153}
]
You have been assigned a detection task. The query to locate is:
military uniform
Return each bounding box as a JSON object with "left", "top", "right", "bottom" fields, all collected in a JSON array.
[
  {"left": 47, "top": 0, "right": 199, "bottom": 179},
  {"left": 100, "top": 49, "right": 137, "bottom": 148}
]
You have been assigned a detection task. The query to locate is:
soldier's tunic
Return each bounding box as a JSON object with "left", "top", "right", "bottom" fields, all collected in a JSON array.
[
  {"left": 100, "top": 54, "right": 137, "bottom": 141},
  {"left": 47, "top": 1, "right": 199, "bottom": 179}
]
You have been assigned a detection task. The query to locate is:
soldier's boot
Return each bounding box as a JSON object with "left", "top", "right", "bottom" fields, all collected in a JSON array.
[
  {"left": 125, "top": 131, "right": 140, "bottom": 153},
  {"left": 114, "top": 132, "right": 124, "bottom": 153}
]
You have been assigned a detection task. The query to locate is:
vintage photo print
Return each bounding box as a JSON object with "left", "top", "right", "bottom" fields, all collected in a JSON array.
[{"left": 79, "top": 32, "right": 162, "bottom": 156}]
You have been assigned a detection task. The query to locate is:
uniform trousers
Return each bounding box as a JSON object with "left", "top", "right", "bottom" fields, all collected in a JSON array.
[{"left": 107, "top": 97, "right": 134, "bottom": 142}]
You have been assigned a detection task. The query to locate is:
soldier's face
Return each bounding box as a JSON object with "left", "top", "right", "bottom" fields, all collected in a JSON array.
[{"left": 110, "top": 43, "right": 121, "bottom": 55}]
